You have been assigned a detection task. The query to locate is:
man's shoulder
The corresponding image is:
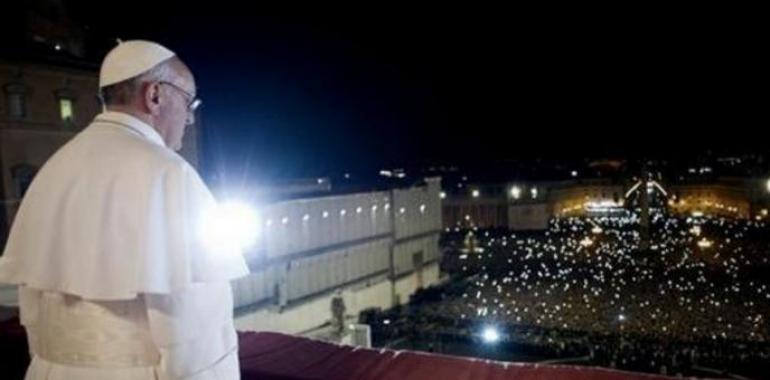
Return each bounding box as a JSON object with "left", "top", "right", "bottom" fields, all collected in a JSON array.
[
  {"left": 35, "top": 122, "right": 194, "bottom": 186},
  {"left": 84, "top": 120, "right": 191, "bottom": 170}
]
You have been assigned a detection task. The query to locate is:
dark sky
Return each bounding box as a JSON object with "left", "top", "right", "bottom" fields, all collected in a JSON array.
[{"left": 61, "top": 3, "right": 764, "bottom": 182}]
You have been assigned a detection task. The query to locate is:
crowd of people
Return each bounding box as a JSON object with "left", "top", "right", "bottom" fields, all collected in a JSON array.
[{"left": 365, "top": 211, "right": 770, "bottom": 378}]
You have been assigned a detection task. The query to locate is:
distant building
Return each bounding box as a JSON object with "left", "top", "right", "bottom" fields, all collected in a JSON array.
[
  {"left": 442, "top": 176, "right": 770, "bottom": 231},
  {"left": 231, "top": 177, "right": 444, "bottom": 334}
]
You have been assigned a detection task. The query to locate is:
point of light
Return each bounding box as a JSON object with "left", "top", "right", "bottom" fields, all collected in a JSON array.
[
  {"left": 482, "top": 327, "right": 500, "bottom": 343},
  {"left": 472, "top": 189, "right": 480, "bottom": 198},
  {"left": 697, "top": 238, "right": 713, "bottom": 249},
  {"left": 510, "top": 186, "right": 521, "bottom": 200},
  {"left": 201, "top": 201, "right": 260, "bottom": 251},
  {"left": 584, "top": 200, "right": 622, "bottom": 213}
]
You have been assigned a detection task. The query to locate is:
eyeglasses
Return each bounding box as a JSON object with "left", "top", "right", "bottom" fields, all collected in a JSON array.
[{"left": 159, "top": 81, "right": 202, "bottom": 112}]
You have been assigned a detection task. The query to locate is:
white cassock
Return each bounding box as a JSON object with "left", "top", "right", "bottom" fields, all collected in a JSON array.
[{"left": 0, "top": 111, "right": 250, "bottom": 379}]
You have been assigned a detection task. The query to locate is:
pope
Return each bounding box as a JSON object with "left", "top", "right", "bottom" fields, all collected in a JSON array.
[{"left": 0, "top": 40, "right": 249, "bottom": 380}]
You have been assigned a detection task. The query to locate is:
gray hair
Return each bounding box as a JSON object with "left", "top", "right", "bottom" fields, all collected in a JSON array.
[{"left": 99, "top": 57, "right": 179, "bottom": 106}]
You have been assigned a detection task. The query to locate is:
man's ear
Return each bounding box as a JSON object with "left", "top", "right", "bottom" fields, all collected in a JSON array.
[{"left": 144, "top": 82, "right": 162, "bottom": 115}]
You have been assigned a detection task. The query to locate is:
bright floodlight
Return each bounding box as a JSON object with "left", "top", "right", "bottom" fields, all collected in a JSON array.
[
  {"left": 482, "top": 326, "right": 500, "bottom": 343},
  {"left": 510, "top": 186, "right": 521, "bottom": 200},
  {"left": 202, "top": 201, "right": 260, "bottom": 251}
]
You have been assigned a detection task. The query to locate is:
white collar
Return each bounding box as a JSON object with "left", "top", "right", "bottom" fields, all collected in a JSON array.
[{"left": 94, "top": 111, "right": 166, "bottom": 147}]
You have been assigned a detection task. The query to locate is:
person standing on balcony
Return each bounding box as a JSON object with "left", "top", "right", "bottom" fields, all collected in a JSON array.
[{"left": 0, "top": 40, "right": 249, "bottom": 380}]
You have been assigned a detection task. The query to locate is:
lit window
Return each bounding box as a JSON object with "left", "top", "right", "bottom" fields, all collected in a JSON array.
[{"left": 59, "top": 98, "right": 74, "bottom": 122}]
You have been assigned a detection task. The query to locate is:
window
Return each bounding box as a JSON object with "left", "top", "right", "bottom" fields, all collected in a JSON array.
[
  {"left": 412, "top": 251, "right": 424, "bottom": 268},
  {"left": 7, "top": 92, "right": 26, "bottom": 118},
  {"left": 4, "top": 82, "right": 30, "bottom": 118},
  {"left": 12, "top": 164, "right": 37, "bottom": 199},
  {"left": 55, "top": 86, "right": 77, "bottom": 124},
  {"left": 59, "top": 98, "right": 74, "bottom": 122}
]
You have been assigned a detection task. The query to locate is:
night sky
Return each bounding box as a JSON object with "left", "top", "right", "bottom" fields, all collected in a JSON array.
[{"left": 46, "top": 3, "right": 770, "bottom": 181}]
